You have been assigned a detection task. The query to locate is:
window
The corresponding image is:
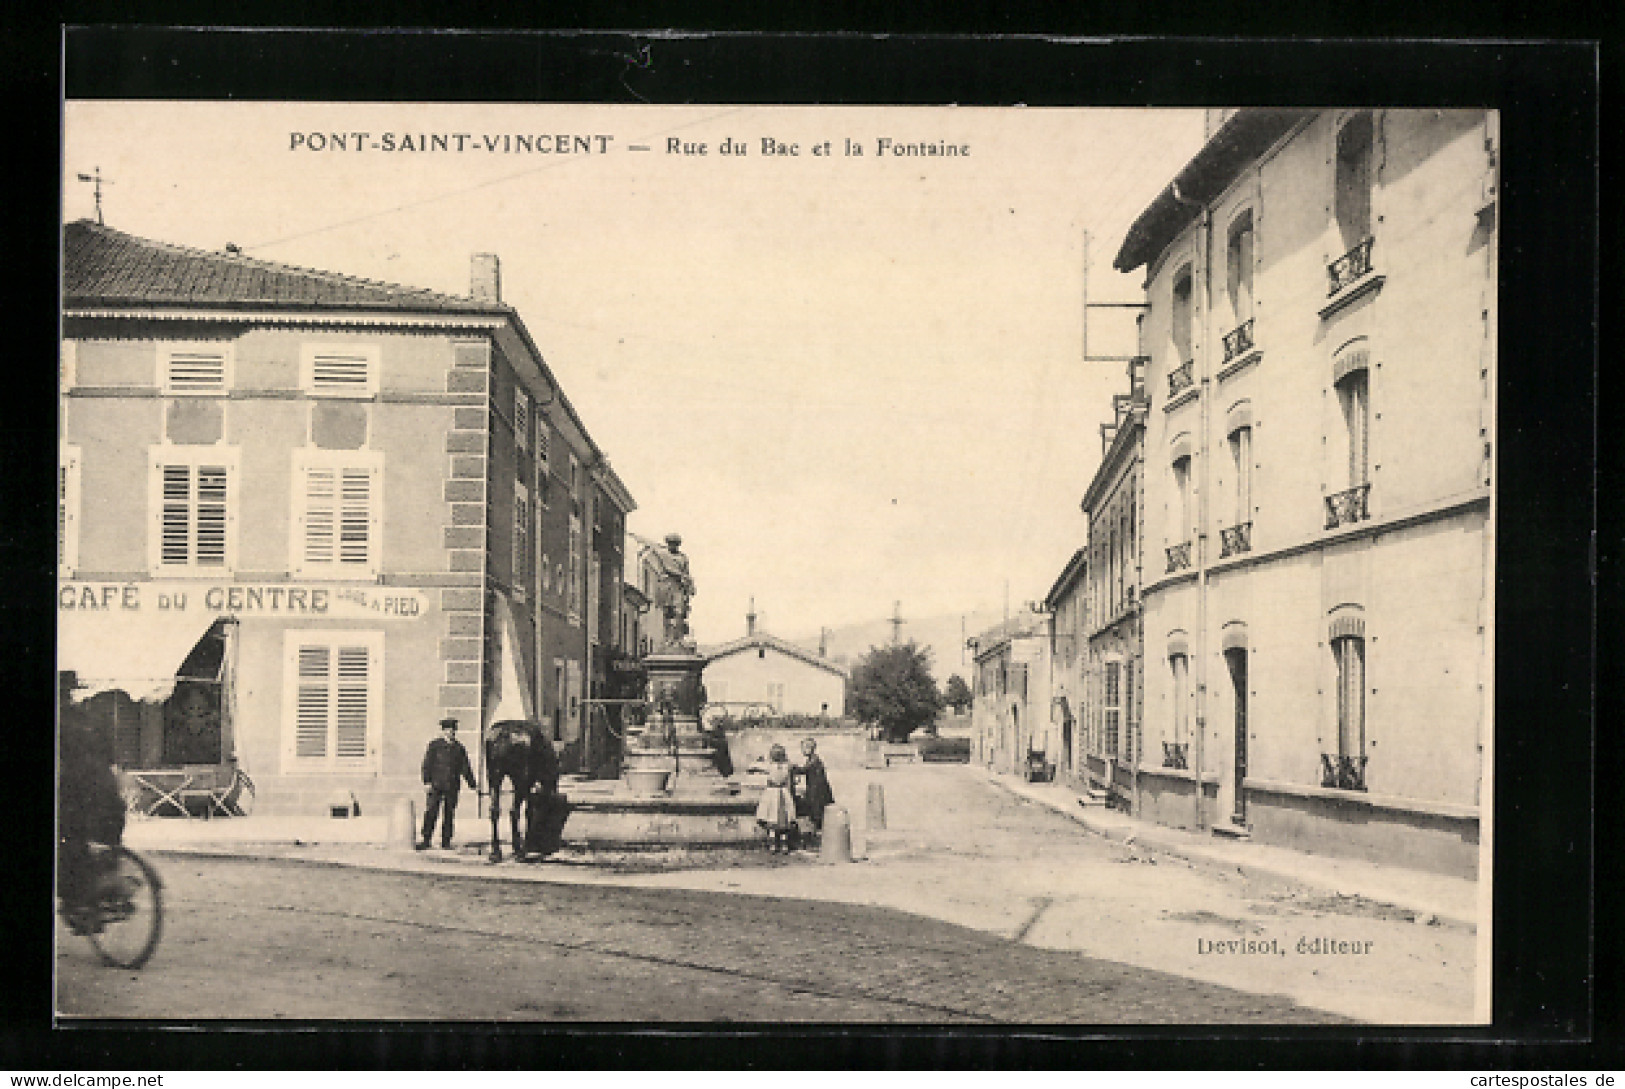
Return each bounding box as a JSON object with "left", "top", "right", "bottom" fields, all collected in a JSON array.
[
  {"left": 293, "top": 450, "right": 381, "bottom": 577},
  {"left": 1172, "top": 455, "right": 1192, "bottom": 543},
  {"left": 535, "top": 422, "right": 551, "bottom": 476},
  {"left": 1226, "top": 211, "right": 1255, "bottom": 329},
  {"left": 150, "top": 447, "right": 238, "bottom": 574},
  {"left": 1330, "top": 634, "right": 1367, "bottom": 788},
  {"left": 301, "top": 344, "right": 379, "bottom": 398},
  {"left": 568, "top": 512, "right": 583, "bottom": 621},
  {"left": 1335, "top": 112, "right": 1374, "bottom": 253},
  {"left": 1336, "top": 370, "right": 1370, "bottom": 489},
  {"left": 162, "top": 346, "right": 230, "bottom": 395},
  {"left": 513, "top": 480, "right": 531, "bottom": 601},
  {"left": 1102, "top": 660, "right": 1121, "bottom": 758},
  {"left": 59, "top": 446, "right": 81, "bottom": 576},
  {"left": 283, "top": 630, "right": 383, "bottom": 771},
  {"left": 1170, "top": 266, "right": 1194, "bottom": 365},
  {"left": 514, "top": 387, "right": 530, "bottom": 451},
  {"left": 1229, "top": 426, "right": 1252, "bottom": 524},
  {"left": 768, "top": 682, "right": 786, "bottom": 713},
  {"left": 567, "top": 451, "right": 580, "bottom": 500},
  {"left": 1167, "top": 647, "right": 1192, "bottom": 769}
]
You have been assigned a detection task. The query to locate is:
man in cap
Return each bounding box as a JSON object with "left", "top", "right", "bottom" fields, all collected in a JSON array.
[{"left": 418, "top": 717, "right": 477, "bottom": 850}]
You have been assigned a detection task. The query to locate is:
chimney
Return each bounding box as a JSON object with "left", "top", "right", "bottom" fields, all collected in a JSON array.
[
  {"left": 819, "top": 628, "right": 828, "bottom": 658},
  {"left": 470, "top": 253, "right": 501, "bottom": 304},
  {"left": 746, "top": 596, "right": 757, "bottom": 637}
]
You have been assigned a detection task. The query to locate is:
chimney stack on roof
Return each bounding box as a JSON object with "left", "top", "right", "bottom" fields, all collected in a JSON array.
[
  {"left": 746, "top": 596, "right": 757, "bottom": 637},
  {"left": 471, "top": 253, "right": 501, "bottom": 304}
]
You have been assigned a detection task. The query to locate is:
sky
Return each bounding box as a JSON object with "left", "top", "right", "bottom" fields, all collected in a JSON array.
[{"left": 63, "top": 102, "right": 1209, "bottom": 642}]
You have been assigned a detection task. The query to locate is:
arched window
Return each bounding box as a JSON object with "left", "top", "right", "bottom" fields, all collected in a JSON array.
[
  {"left": 1226, "top": 209, "right": 1255, "bottom": 332},
  {"left": 1335, "top": 112, "right": 1375, "bottom": 252},
  {"left": 1324, "top": 609, "right": 1368, "bottom": 790},
  {"left": 1170, "top": 264, "right": 1194, "bottom": 366}
]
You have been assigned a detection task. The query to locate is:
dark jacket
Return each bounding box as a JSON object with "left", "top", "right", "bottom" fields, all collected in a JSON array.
[
  {"left": 422, "top": 736, "right": 477, "bottom": 794},
  {"left": 795, "top": 754, "right": 835, "bottom": 818}
]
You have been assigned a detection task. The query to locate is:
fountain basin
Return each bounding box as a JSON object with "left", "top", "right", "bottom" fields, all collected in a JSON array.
[{"left": 561, "top": 777, "right": 763, "bottom": 847}]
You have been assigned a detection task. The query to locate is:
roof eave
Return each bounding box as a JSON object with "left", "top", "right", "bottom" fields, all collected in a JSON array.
[{"left": 1112, "top": 109, "right": 1313, "bottom": 274}]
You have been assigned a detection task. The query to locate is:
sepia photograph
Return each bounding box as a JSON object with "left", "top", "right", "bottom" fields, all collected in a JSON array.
[{"left": 56, "top": 85, "right": 1507, "bottom": 1028}]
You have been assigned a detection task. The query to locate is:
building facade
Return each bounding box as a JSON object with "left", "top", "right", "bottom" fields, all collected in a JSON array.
[
  {"left": 1114, "top": 109, "right": 1495, "bottom": 876},
  {"left": 59, "top": 221, "right": 634, "bottom": 813},
  {"left": 703, "top": 613, "right": 847, "bottom": 719},
  {"left": 968, "top": 617, "right": 1047, "bottom": 776},
  {"left": 1040, "top": 549, "right": 1088, "bottom": 781},
  {"left": 1076, "top": 363, "right": 1148, "bottom": 808}
]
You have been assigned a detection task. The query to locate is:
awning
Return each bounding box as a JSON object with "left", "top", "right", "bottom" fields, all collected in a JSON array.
[
  {"left": 58, "top": 608, "right": 221, "bottom": 703},
  {"left": 483, "top": 593, "right": 534, "bottom": 727}
]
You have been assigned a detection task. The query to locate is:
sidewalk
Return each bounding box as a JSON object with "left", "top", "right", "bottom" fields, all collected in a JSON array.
[{"left": 974, "top": 766, "right": 1480, "bottom": 930}]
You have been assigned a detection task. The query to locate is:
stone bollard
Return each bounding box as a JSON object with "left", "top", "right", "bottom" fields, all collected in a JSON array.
[
  {"left": 866, "top": 782, "right": 887, "bottom": 830},
  {"left": 820, "top": 806, "right": 852, "bottom": 864},
  {"left": 388, "top": 796, "right": 417, "bottom": 849}
]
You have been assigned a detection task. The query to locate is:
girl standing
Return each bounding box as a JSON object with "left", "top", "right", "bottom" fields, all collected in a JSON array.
[{"left": 755, "top": 744, "right": 797, "bottom": 853}]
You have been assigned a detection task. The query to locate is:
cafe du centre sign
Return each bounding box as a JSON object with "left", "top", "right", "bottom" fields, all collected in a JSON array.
[{"left": 59, "top": 581, "right": 429, "bottom": 621}]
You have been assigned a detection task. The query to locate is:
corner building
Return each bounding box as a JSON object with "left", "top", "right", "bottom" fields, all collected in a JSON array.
[
  {"left": 59, "top": 221, "right": 634, "bottom": 815},
  {"left": 1113, "top": 109, "right": 1495, "bottom": 877}
]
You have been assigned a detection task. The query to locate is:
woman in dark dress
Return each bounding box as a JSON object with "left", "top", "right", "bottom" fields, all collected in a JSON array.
[{"left": 795, "top": 737, "right": 836, "bottom": 830}]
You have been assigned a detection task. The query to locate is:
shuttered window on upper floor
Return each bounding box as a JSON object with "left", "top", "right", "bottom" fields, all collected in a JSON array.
[
  {"left": 149, "top": 447, "right": 238, "bottom": 575},
  {"left": 302, "top": 344, "right": 379, "bottom": 398},
  {"left": 162, "top": 346, "right": 231, "bottom": 395},
  {"left": 292, "top": 449, "right": 382, "bottom": 578}
]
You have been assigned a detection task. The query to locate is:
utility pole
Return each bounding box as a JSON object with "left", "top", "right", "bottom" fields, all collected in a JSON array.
[
  {"left": 76, "top": 167, "right": 111, "bottom": 225},
  {"left": 888, "top": 600, "right": 906, "bottom": 645}
]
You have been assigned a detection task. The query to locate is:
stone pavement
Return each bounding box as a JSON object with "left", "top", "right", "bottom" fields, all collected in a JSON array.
[
  {"left": 118, "top": 762, "right": 1483, "bottom": 1022},
  {"left": 973, "top": 767, "right": 1482, "bottom": 931}
]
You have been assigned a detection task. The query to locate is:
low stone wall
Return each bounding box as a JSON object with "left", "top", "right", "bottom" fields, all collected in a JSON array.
[
  {"left": 723, "top": 726, "right": 868, "bottom": 770},
  {"left": 1244, "top": 784, "right": 1480, "bottom": 880},
  {"left": 1136, "top": 768, "right": 1219, "bottom": 830}
]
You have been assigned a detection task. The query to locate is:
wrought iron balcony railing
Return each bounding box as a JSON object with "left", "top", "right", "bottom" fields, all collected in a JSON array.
[
  {"left": 1162, "top": 741, "right": 1189, "bottom": 770},
  {"left": 1320, "top": 752, "right": 1368, "bottom": 791},
  {"left": 1219, "top": 522, "right": 1253, "bottom": 558},
  {"left": 1167, "top": 359, "right": 1195, "bottom": 399},
  {"left": 1327, "top": 237, "right": 1375, "bottom": 296},
  {"left": 1222, "top": 318, "right": 1255, "bottom": 364},
  {"left": 1164, "top": 541, "right": 1192, "bottom": 574},
  {"left": 1324, "top": 483, "right": 1372, "bottom": 529}
]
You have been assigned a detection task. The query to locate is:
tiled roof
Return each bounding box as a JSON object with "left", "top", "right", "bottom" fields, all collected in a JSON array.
[
  {"left": 63, "top": 219, "right": 503, "bottom": 314},
  {"left": 704, "top": 632, "right": 849, "bottom": 678}
]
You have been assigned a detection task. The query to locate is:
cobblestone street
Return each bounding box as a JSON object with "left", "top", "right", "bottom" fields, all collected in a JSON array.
[
  {"left": 57, "top": 855, "right": 1349, "bottom": 1023},
  {"left": 68, "top": 764, "right": 1476, "bottom": 1023}
]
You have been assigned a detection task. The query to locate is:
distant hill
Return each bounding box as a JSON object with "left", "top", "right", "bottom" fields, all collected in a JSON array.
[{"left": 782, "top": 607, "right": 1010, "bottom": 688}]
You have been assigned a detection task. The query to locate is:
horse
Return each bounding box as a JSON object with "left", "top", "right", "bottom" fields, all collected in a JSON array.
[{"left": 483, "top": 719, "right": 560, "bottom": 863}]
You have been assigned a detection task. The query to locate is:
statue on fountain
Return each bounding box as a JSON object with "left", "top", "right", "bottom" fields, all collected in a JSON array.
[{"left": 651, "top": 533, "right": 697, "bottom": 652}]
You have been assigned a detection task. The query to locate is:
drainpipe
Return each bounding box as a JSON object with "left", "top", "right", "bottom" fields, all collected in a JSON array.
[{"left": 1173, "top": 180, "right": 1212, "bottom": 832}]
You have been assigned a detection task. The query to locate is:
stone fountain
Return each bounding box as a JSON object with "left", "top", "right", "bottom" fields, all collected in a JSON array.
[{"left": 561, "top": 533, "right": 761, "bottom": 847}]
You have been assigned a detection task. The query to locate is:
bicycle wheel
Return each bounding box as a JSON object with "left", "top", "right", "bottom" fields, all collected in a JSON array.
[{"left": 86, "top": 845, "right": 163, "bottom": 970}]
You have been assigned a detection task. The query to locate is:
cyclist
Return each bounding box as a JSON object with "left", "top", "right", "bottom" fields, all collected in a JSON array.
[{"left": 57, "top": 671, "right": 126, "bottom": 934}]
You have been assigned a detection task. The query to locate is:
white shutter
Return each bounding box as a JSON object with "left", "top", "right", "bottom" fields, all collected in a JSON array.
[
  {"left": 286, "top": 632, "right": 382, "bottom": 771},
  {"left": 334, "top": 645, "right": 371, "bottom": 761},
  {"left": 194, "top": 465, "right": 229, "bottom": 567},
  {"left": 303, "top": 345, "right": 378, "bottom": 397},
  {"left": 338, "top": 468, "right": 372, "bottom": 566},
  {"left": 159, "top": 464, "right": 192, "bottom": 566},
  {"left": 514, "top": 388, "right": 530, "bottom": 450},
  {"left": 295, "top": 645, "right": 332, "bottom": 759},
  {"left": 165, "top": 349, "right": 228, "bottom": 394},
  {"left": 295, "top": 453, "right": 380, "bottom": 576},
  {"left": 535, "top": 424, "right": 550, "bottom": 474}
]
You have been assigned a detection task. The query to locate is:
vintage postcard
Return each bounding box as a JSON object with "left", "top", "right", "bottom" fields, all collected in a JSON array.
[{"left": 58, "top": 92, "right": 1498, "bottom": 1027}]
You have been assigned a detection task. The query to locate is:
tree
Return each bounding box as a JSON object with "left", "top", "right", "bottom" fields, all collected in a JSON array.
[
  {"left": 943, "top": 673, "right": 973, "bottom": 715},
  {"left": 847, "top": 641, "right": 945, "bottom": 743}
]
